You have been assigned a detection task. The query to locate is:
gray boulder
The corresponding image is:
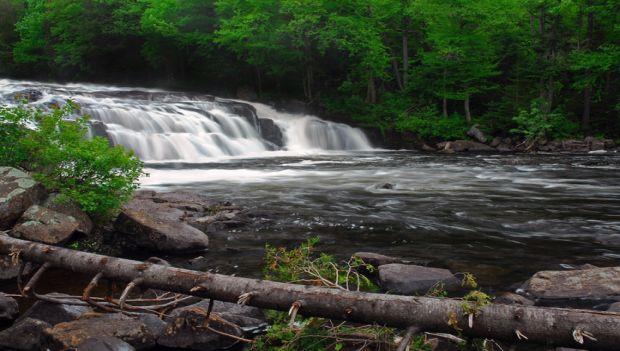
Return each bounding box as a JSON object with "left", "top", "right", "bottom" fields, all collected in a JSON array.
[
  {"left": 378, "top": 264, "right": 460, "bottom": 295},
  {"left": 46, "top": 313, "right": 164, "bottom": 350},
  {"left": 607, "top": 302, "right": 620, "bottom": 312},
  {"left": 259, "top": 118, "right": 284, "bottom": 147},
  {"left": 17, "top": 292, "right": 92, "bottom": 326},
  {"left": 353, "top": 252, "right": 410, "bottom": 268},
  {"left": 0, "top": 251, "right": 33, "bottom": 280},
  {"left": 0, "top": 167, "right": 46, "bottom": 230},
  {"left": 43, "top": 193, "right": 93, "bottom": 235},
  {"left": 0, "top": 318, "right": 51, "bottom": 351},
  {"left": 467, "top": 124, "right": 487, "bottom": 143},
  {"left": 522, "top": 266, "right": 620, "bottom": 300},
  {"left": 77, "top": 336, "right": 136, "bottom": 351},
  {"left": 494, "top": 292, "right": 534, "bottom": 306},
  {"left": 0, "top": 293, "right": 18, "bottom": 322},
  {"left": 12, "top": 205, "right": 79, "bottom": 244},
  {"left": 437, "top": 140, "right": 494, "bottom": 153},
  {"left": 168, "top": 299, "right": 266, "bottom": 333}
]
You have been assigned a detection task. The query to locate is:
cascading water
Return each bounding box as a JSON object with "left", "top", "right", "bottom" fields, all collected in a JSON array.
[{"left": 0, "top": 79, "right": 373, "bottom": 162}]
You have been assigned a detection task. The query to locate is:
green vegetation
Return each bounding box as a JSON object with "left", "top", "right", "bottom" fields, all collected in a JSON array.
[
  {"left": 0, "top": 0, "right": 618, "bottom": 141},
  {"left": 0, "top": 102, "right": 143, "bottom": 217}
]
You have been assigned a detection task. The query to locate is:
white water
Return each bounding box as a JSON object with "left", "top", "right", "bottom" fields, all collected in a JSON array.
[{"left": 0, "top": 79, "right": 373, "bottom": 162}]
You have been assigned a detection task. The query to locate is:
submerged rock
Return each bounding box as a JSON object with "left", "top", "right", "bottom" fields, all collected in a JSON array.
[
  {"left": 12, "top": 205, "right": 79, "bottom": 244},
  {"left": 0, "top": 318, "right": 51, "bottom": 351},
  {"left": 46, "top": 313, "right": 164, "bottom": 350},
  {"left": 522, "top": 266, "right": 620, "bottom": 300},
  {"left": 378, "top": 264, "right": 460, "bottom": 295},
  {"left": 17, "top": 292, "right": 92, "bottom": 326},
  {"left": 0, "top": 167, "right": 46, "bottom": 230},
  {"left": 0, "top": 293, "right": 18, "bottom": 322}
]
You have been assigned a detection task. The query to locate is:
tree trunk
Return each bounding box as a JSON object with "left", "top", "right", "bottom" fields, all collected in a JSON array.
[
  {"left": 366, "top": 75, "right": 377, "bottom": 104},
  {"left": 2, "top": 235, "right": 620, "bottom": 350},
  {"left": 255, "top": 67, "right": 263, "bottom": 98},
  {"left": 442, "top": 67, "right": 448, "bottom": 118},
  {"left": 391, "top": 57, "right": 403, "bottom": 91},
  {"left": 442, "top": 97, "right": 448, "bottom": 118},
  {"left": 464, "top": 95, "right": 472, "bottom": 123},
  {"left": 582, "top": 7, "right": 594, "bottom": 134},
  {"left": 402, "top": 16, "right": 410, "bottom": 88}
]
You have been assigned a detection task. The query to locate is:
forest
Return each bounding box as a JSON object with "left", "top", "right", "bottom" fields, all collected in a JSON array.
[{"left": 0, "top": 0, "right": 618, "bottom": 142}]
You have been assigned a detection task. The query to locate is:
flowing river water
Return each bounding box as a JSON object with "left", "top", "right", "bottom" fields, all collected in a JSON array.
[{"left": 2, "top": 79, "right": 620, "bottom": 291}]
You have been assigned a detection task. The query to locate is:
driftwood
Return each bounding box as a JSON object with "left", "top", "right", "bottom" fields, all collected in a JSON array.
[{"left": 1, "top": 235, "right": 620, "bottom": 349}]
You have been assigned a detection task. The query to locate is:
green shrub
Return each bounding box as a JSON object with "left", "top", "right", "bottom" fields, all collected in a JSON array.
[
  {"left": 395, "top": 107, "right": 469, "bottom": 140},
  {"left": 511, "top": 101, "right": 579, "bottom": 142},
  {"left": 0, "top": 102, "right": 144, "bottom": 217}
]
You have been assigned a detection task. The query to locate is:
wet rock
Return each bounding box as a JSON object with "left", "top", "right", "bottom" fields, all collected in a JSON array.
[
  {"left": 422, "top": 143, "right": 436, "bottom": 152},
  {"left": 17, "top": 292, "right": 92, "bottom": 326},
  {"left": 437, "top": 140, "right": 494, "bottom": 153},
  {"left": 0, "top": 253, "right": 33, "bottom": 280},
  {"left": 494, "top": 292, "right": 534, "bottom": 306},
  {"left": 259, "top": 118, "right": 284, "bottom": 147},
  {"left": 159, "top": 303, "right": 244, "bottom": 350},
  {"left": 467, "top": 124, "right": 486, "bottom": 143},
  {"left": 379, "top": 183, "right": 394, "bottom": 190},
  {"left": 46, "top": 313, "right": 163, "bottom": 350},
  {"left": 496, "top": 144, "right": 513, "bottom": 152},
  {"left": 353, "top": 252, "right": 409, "bottom": 268},
  {"left": 77, "top": 336, "right": 136, "bottom": 351},
  {"left": 169, "top": 299, "right": 267, "bottom": 333},
  {"left": 115, "top": 197, "right": 210, "bottom": 253},
  {"left": 0, "top": 318, "right": 51, "bottom": 350},
  {"left": 378, "top": 264, "right": 460, "bottom": 295},
  {"left": 12, "top": 205, "right": 79, "bottom": 244},
  {"left": 607, "top": 302, "right": 620, "bottom": 312},
  {"left": 0, "top": 167, "right": 47, "bottom": 230},
  {"left": 522, "top": 266, "right": 620, "bottom": 300},
  {"left": 89, "top": 120, "right": 114, "bottom": 147},
  {"left": 43, "top": 194, "right": 93, "bottom": 235},
  {"left": 490, "top": 137, "right": 502, "bottom": 148},
  {"left": 0, "top": 293, "right": 18, "bottom": 322},
  {"left": 13, "top": 89, "right": 42, "bottom": 103}
]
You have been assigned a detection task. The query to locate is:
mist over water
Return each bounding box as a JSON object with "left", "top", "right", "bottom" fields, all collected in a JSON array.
[{"left": 2, "top": 79, "right": 619, "bottom": 290}]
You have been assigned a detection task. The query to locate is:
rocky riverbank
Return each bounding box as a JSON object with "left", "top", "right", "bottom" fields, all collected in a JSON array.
[{"left": 1, "top": 166, "right": 619, "bottom": 350}]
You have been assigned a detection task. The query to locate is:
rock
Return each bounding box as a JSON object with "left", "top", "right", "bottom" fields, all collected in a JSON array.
[
  {"left": 236, "top": 86, "right": 258, "bottom": 101},
  {"left": 115, "top": 197, "right": 210, "bottom": 253},
  {"left": 13, "top": 89, "right": 42, "bottom": 103},
  {"left": 379, "top": 183, "right": 394, "bottom": 190},
  {"left": 17, "top": 293, "right": 92, "bottom": 326},
  {"left": 0, "top": 293, "right": 18, "bottom": 322},
  {"left": 490, "top": 137, "right": 502, "bottom": 148},
  {"left": 77, "top": 336, "right": 136, "bottom": 351},
  {"left": 12, "top": 205, "right": 79, "bottom": 245},
  {"left": 0, "top": 318, "right": 51, "bottom": 351},
  {"left": 169, "top": 299, "right": 267, "bottom": 333},
  {"left": 159, "top": 303, "right": 244, "bottom": 350},
  {"left": 422, "top": 143, "right": 436, "bottom": 152},
  {"left": 467, "top": 124, "right": 486, "bottom": 143},
  {"left": 439, "top": 140, "right": 494, "bottom": 153},
  {"left": 42, "top": 194, "right": 93, "bottom": 235},
  {"left": 497, "top": 144, "right": 513, "bottom": 152},
  {"left": 259, "top": 118, "right": 284, "bottom": 148},
  {"left": 607, "top": 302, "right": 620, "bottom": 312},
  {"left": 494, "top": 292, "right": 534, "bottom": 306},
  {"left": 0, "top": 253, "right": 33, "bottom": 280},
  {"left": 46, "top": 313, "right": 163, "bottom": 350},
  {"left": 0, "top": 167, "right": 47, "bottom": 230},
  {"left": 353, "top": 252, "right": 410, "bottom": 268},
  {"left": 589, "top": 149, "right": 607, "bottom": 154},
  {"left": 89, "top": 120, "right": 114, "bottom": 147},
  {"left": 522, "top": 266, "right": 620, "bottom": 300},
  {"left": 378, "top": 264, "right": 460, "bottom": 295}
]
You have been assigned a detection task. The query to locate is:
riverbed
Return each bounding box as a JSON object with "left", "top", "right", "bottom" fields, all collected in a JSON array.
[{"left": 141, "top": 151, "right": 620, "bottom": 291}]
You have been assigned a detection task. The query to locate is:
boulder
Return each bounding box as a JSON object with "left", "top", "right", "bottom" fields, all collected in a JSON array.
[
  {"left": 115, "top": 197, "right": 209, "bottom": 253},
  {"left": 17, "top": 292, "right": 92, "bottom": 326},
  {"left": 43, "top": 194, "right": 93, "bottom": 235},
  {"left": 0, "top": 253, "right": 33, "bottom": 280},
  {"left": 421, "top": 143, "right": 436, "bottom": 152},
  {"left": 490, "top": 137, "right": 502, "bottom": 148},
  {"left": 158, "top": 304, "right": 244, "bottom": 350},
  {"left": 522, "top": 266, "right": 620, "bottom": 300},
  {"left": 353, "top": 252, "right": 410, "bottom": 268},
  {"left": 438, "top": 140, "right": 494, "bottom": 153},
  {"left": 0, "top": 167, "right": 46, "bottom": 230},
  {"left": 494, "top": 292, "right": 534, "bottom": 306},
  {"left": 46, "top": 313, "right": 164, "bottom": 350},
  {"left": 0, "top": 318, "right": 51, "bottom": 351},
  {"left": 259, "top": 118, "right": 284, "bottom": 147},
  {"left": 13, "top": 89, "right": 42, "bottom": 103},
  {"left": 607, "top": 302, "right": 620, "bottom": 312},
  {"left": 12, "top": 205, "right": 79, "bottom": 245},
  {"left": 378, "top": 264, "right": 460, "bottom": 295},
  {"left": 0, "top": 293, "right": 18, "bottom": 322},
  {"left": 168, "top": 299, "right": 267, "bottom": 333},
  {"left": 89, "top": 120, "right": 114, "bottom": 146},
  {"left": 467, "top": 124, "right": 486, "bottom": 143},
  {"left": 77, "top": 336, "right": 136, "bottom": 351}
]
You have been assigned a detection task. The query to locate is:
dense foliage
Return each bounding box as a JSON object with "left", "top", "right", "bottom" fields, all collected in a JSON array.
[
  {"left": 0, "top": 102, "right": 144, "bottom": 216},
  {"left": 0, "top": 0, "right": 618, "bottom": 140}
]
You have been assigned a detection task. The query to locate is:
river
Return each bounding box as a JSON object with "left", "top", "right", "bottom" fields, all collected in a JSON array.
[{"left": 2, "top": 79, "right": 619, "bottom": 291}]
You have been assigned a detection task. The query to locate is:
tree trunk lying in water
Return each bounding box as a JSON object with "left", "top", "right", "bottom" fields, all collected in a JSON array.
[{"left": 2, "top": 235, "right": 619, "bottom": 349}]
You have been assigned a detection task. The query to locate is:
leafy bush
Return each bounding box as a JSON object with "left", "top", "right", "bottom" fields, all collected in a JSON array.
[
  {"left": 0, "top": 102, "right": 144, "bottom": 217},
  {"left": 395, "top": 107, "right": 469, "bottom": 140},
  {"left": 511, "top": 101, "right": 579, "bottom": 142}
]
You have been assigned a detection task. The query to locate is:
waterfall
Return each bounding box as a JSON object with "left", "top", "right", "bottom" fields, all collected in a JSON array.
[{"left": 0, "top": 79, "right": 373, "bottom": 162}]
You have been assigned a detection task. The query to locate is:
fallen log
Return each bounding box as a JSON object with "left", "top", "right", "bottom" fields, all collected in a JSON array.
[{"left": 1, "top": 235, "right": 619, "bottom": 349}]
